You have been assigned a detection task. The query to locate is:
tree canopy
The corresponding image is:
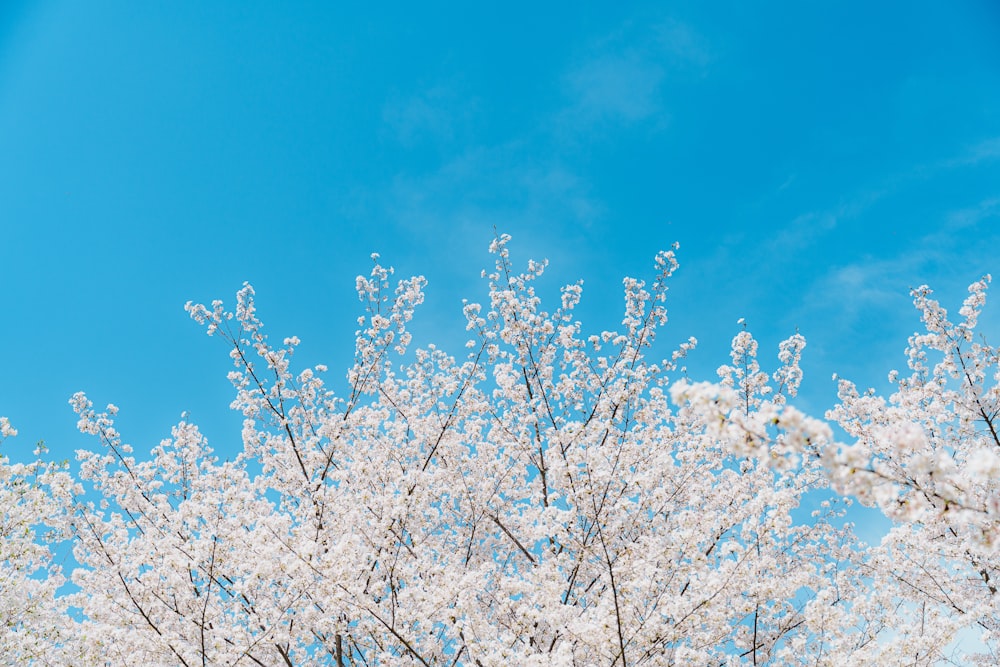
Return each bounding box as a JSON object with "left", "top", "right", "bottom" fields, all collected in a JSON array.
[{"left": 2, "top": 236, "right": 997, "bottom": 665}]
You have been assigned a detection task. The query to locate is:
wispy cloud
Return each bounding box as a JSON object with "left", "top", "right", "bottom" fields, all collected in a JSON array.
[
  {"left": 374, "top": 14, "right": 718, "bottom": 248},
  {"left": 381, "top": 85, "right": 477, "bottom": 147},
  {"left": 772, "top": 134, "right": 1000, "bottom": 256},
  {"left": 765, "top": 211, "right": 838, "bottom": 255},
  {"left": 812, "top": 255, "right": 927, "bottom": 315},
  {"left": 945, "top": 196, "right": 1000, "bottom": 229},
  {"left": 940, "top": 136, "right": 1000, "bottom": 169},
  {"left": 566, "top": 53, "right": 665, "bottom": 125},
  {"left": 383, "top": 143, "right": 602, "bottom": 249},
  {"left": 558, "top": 18, "right": 713, "bottom": 133},
  {"left": 652, "top": 18, "right": 713, "bottom": 69},
  {"left": 796, "top": 216, "right": 1000, "bottom": 336}
]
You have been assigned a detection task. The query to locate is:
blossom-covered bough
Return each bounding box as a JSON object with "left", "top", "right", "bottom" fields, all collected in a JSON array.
[
  {"left": 0, "top": 235, "right": 995, "bottom": 664},
  {"left": 821, "top": 276, "right": 1000, "bottom": 664},
  {"left": 676, "top": 274, "right": 1000, "bottom": 664},
  {"left": 0, "top": 421, "right": 77, "bottom": 664}
]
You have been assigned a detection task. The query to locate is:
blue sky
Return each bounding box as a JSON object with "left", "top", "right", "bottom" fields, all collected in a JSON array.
[{"left": 2, "top": 1, "right": 999, "bottom": 474}]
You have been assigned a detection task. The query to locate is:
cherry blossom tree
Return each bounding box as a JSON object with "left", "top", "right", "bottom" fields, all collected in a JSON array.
[
  {"left": 17, "top": 235, "right": 863, "bottom": 666},
  {"left": 3, "top": 235, "right": 996, "bottom": 665}
]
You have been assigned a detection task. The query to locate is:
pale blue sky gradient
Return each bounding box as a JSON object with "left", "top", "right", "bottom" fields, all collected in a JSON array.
[{"left": 2, "top": 2, "right": 999, "bottom": 476}]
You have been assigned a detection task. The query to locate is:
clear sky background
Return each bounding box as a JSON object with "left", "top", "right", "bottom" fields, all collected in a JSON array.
[{"left": 2, "top": 0, "right": 1000, "bottom": 507}]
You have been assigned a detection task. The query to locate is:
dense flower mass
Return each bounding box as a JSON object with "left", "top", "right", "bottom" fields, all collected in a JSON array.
[{"left": 0, "top": 237, "right": 997, "bottom": 665}]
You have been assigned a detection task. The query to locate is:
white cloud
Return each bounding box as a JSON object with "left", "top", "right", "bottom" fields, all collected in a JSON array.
[
  {"left": 795, "top": 215, "right": 1000, "bottom": 339},
  {"left": 941, "top": 136, "right": 1000, "bottom": 168},
  {"left": 385, "top": 143, "right": 603, "bottom": 241},
  {"left": 381, "top": 85, "right": 476, "bottom": 147},
  {"left": 778, "top": 134, "right": 1000, "bottom": 243},
  {"left": 766, "top": 211, "right": 838, "bottom": 255},
  {"left": 945, "top": 197, "right": 1000, "bottom": 230},
  {"left": 558, "top": 18, "right": 712, "bottom": 133},
  {"left": 816, "top": 260, "right": 916, "bottom": 312},
  {"left": 652, "top": 18, "right": 713, "bottom": 69},
  {"left": 566, "top": 53, "right": 664, "bottom": 124}
]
